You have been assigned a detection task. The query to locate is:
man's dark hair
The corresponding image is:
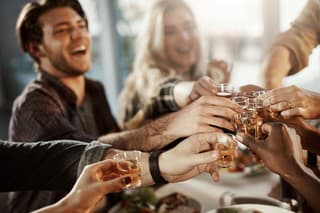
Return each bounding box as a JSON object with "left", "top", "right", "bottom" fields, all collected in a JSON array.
[{"left": 16, "top": 0, "right": 88, "bottom": 53}]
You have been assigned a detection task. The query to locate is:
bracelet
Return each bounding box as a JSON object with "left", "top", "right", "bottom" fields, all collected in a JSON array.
[{"left": 149, "top": 150, "right": 168, "bottom": 185}]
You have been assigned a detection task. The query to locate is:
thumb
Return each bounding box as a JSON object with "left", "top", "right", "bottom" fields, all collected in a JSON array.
[{"left": 236, "top": 133, "right": 262, "bottom": 154}]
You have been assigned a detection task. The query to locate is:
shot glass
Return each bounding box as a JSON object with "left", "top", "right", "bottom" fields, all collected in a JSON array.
[
  {"left": 215, "top": 135, "right": 237, "bottom": 168},
  {"left": 214, "top": 83, "right": 234, "bottom": 98},
  {"left": 113, "top": 151, "right": 142, "bottom": 188},
  {"left": 230, "top": 96, "right": 249, "bottom": 109}
]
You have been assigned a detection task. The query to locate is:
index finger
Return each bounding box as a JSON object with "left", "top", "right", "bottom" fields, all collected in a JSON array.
[
  {"left": 195, "top": 132, "right": 234, "bottom": 152},
  {"left": 202, "top": 96, "right": 242, "bottom": 113}
]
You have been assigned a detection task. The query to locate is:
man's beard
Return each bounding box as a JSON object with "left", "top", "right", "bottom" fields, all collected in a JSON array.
[{"left": 51, "top": 56, "right": 88, "bottom": 77}]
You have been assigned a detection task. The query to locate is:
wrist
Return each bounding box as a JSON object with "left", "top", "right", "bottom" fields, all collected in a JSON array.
[
  {"left": 53, "top": 195, "right": 78, "bottom": 213},
  {"left": 280, "top": 158, "right": 305, "bottom": 183},
  {"left": 149, "top": 150, "right": 169, "bottom": 185},
  {"left": 158, "top": 151, "right": 171, "bottom": 183},
  {"left": 174, "top": 81, "right": 194, "bottom": 107}
]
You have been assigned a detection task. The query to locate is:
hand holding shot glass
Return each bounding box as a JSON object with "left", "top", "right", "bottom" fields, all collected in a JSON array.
[
  {"left": 214, "top": 83, "right": 234, "bottom": 98},
  {"left": 113, "top": 151, "right": 142, "bottom": 188},
  {"left": 214, "top": 134, "right": 237, "bottom": 168},
  {"left": 231, "top": 91, "right": 267, "bottom": 139}
]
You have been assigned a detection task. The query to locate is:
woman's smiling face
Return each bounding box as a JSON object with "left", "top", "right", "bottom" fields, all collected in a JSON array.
[{"left": 163, "top": 7, "right": 199, "bottom": 73}]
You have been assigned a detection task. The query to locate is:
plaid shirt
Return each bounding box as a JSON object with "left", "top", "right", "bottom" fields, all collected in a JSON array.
[{"left": 145, "top": 78, "right": 181, "bottom": 119}]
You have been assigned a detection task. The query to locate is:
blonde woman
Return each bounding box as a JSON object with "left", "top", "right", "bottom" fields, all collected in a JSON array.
[{"left": 119, "top": 0, "right": 232, "bottom": 128}]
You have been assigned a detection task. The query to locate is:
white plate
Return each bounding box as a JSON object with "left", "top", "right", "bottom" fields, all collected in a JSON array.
[
  {"left": 207, "top": 204, "right": 294, "bottom": 213},
  {"left": 219, "top": 164, "right": 267, "bottom": 182}
]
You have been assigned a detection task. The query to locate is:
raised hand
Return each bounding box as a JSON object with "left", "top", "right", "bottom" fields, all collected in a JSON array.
[
  {"left": 160, "top": 132, "right": 236, "bottom": 182},
  {"left": 165, "top": 96, "right": 242, "bottom": 137},
  {"left": 262, "top": 85, "right": 320, "bottom": 119}
]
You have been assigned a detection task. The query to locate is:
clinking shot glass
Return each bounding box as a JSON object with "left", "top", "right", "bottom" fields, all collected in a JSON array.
[
  {"left": 113, "top": 150, "right": 142, "bottom": 188},
  {"left": 215, "top": 135, "right": 237, "bottom": 168}
]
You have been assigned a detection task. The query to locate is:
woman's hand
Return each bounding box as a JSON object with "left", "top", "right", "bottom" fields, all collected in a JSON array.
[
  {"left": 187, "top": 76, "right": 217, "bottom": 103},
  {"left": 34, "top": 160, "right": 140, "bottom": 213},
  {"left": 262, "top": 85, "right": 320, "bottom": 119}
]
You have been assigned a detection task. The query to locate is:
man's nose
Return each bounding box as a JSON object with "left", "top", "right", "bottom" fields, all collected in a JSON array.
[{"left": 71, "top": 27, "right": 87, "bottom": 40}]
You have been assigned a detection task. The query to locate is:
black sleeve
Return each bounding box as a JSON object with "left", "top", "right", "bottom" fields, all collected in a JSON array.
[{"left": 0, "top": 140, "right": 111, "bottom": 192}]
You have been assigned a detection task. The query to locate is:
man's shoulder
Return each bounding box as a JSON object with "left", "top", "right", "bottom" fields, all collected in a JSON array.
[
  {"left": 85, "top": 77, "right": 105, "bottom": 92},
  {"left": 12, "top": 79, "right": 64, "bottom": 112}
]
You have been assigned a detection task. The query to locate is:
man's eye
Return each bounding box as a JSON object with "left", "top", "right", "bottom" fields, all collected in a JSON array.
[
  {"left": 79, "top": 24, "right": 87, "bottom": 29},
  {"left": 55, "top": 28, "right": 68, "bottom": 34}
]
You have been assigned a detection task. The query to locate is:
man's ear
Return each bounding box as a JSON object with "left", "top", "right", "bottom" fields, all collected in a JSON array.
[{"left": 26, "top": 42, "right": 46, "bottom": 60}]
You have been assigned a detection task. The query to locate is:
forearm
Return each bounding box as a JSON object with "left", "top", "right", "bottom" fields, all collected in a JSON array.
[
  {"left": 0, "top": 140, "right": 86, "bottom": 191},
  {"left": 98, "top": 113, "right": 179, "bottom": 152},
  {"left": 31, "top": 201, "right": 69, "bottom": 213},
  {"left": 301, "top": 128, "right": 320, "bottom": 154},
  {"left": 173, "top": 81, "right": 194, "bottom": 107},
  {"left": 261, "top": 46, "right": 292, "bottom": 89},
  {"left": 31, "top": 195, "right": 86, "bottom": 213},
  {"left": 282, "top": 162, "right": 320, "bottom": 212}
]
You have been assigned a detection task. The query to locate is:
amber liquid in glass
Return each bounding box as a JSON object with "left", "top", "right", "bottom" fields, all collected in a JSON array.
[{"left": 216, "top": 92, "right": 233, "bottom": 98}]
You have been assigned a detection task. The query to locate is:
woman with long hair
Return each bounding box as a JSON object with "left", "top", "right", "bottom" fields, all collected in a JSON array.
[{"left": 119, "top": 0, "right": 232, "bottom": 128}]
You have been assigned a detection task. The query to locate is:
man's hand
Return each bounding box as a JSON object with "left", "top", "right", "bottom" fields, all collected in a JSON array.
[
  {"left": 238, "top": 122, "right": 303, "bottom": 177},
  {"left": 262, "top": 85, "right": 320, "bottom": 119},
  {"left": 159, "top": 132, "right": 236, "bottom": 182},
  {"left": 164, "top": 96, "right": 242, "bottom": 137}
]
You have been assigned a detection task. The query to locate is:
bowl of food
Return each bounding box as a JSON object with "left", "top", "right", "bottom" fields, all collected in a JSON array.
[{"left": 108, "top": 187, "right": 201, "bottom": 213}]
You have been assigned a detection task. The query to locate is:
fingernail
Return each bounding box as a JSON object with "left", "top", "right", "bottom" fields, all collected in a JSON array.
[{"left": 122, "top": 176, "right": 132, "bottom": 185}]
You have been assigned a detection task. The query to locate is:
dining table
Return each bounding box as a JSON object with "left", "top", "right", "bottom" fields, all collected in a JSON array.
[{"left": 156, "top": 169, "right": 281, "bottom": 212}]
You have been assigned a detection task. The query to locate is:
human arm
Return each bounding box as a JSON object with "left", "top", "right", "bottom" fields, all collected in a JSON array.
[
  {"left": 144, "top": 76, "right": 217, "bottom": 119},
  {"left": 262, "top": 85, "right": 320, "bottom": 119},
  {"left": 280, "top": 117, "right": 320, "bottom": 154},
  {"left": 99, "top": 96, "right": 242, "bottom": 151},
  {"left": 102, "top": 132, "right": 233, "bottom": 186},
  {"left": 261, "top": 46, "right": 293, "bottom": 89},
  {"left": 238, "top": 122, "right": 320, "bottom": 211},
  {"left": 261, "top": 0, "right": 320, "bottom": 89},
  {"left": 0, "top": 140, "right": 111, "bottom": 192},
  {"left": 33, "top": 132, "right": 232, "bottom": 212}
]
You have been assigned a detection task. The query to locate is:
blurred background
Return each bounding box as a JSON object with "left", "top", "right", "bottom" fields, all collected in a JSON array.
[{"left": 1, "top": 0, "right": 320, "bottom": 141}]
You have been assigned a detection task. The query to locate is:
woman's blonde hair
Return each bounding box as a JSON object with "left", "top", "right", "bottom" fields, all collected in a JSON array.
[{"left": 119, "top": 0, "right": 207, "bottom": 125}]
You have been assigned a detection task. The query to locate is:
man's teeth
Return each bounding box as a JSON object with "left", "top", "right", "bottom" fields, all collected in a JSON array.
[{"left": 72, "top": 45, "right": 86, "bottom": 53}]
